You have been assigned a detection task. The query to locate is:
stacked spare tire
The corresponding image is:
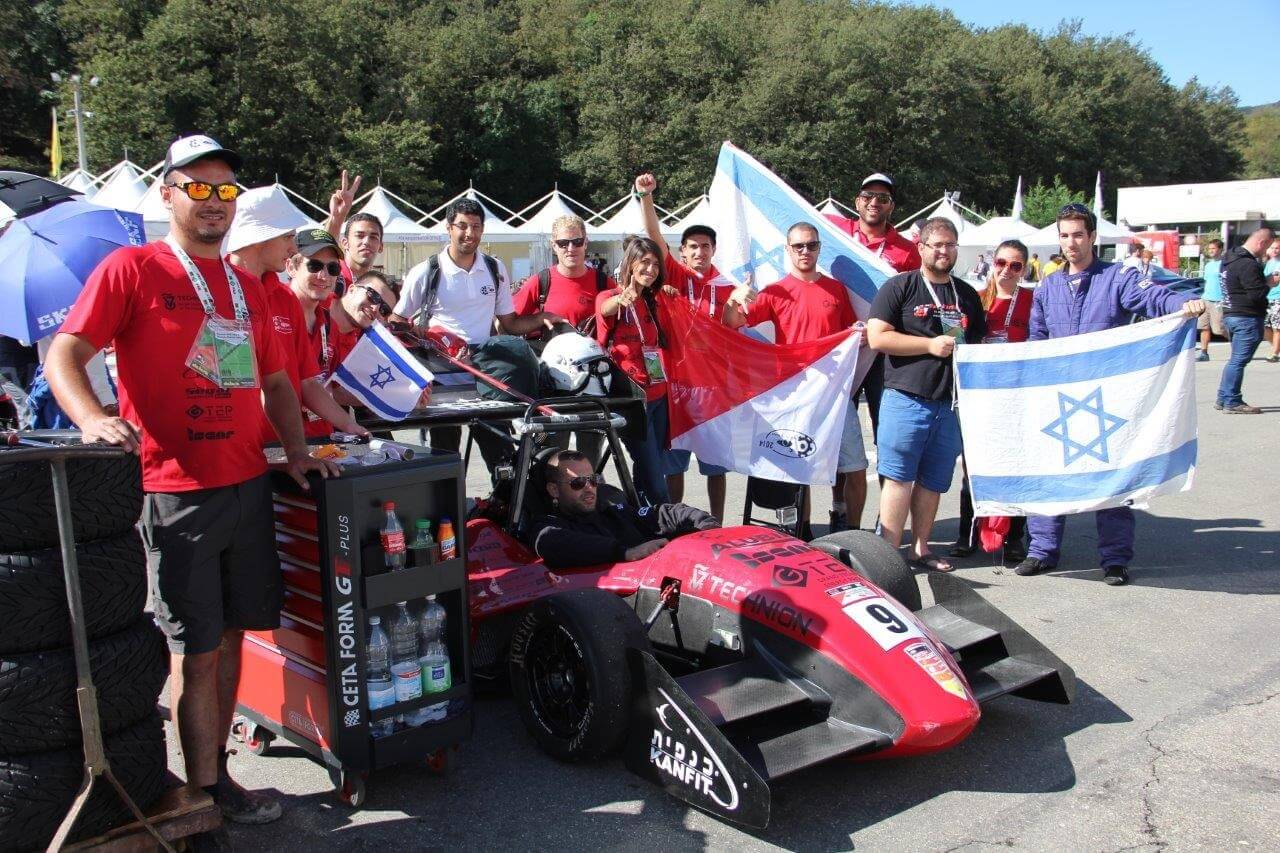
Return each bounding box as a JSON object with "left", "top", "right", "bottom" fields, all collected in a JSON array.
[{"left": 0, "top": 451, "right": 169, "bottom": 851}]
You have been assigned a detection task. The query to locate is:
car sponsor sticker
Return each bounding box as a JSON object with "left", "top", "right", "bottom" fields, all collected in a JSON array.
[
  {"left": 842, "top": 596, "right": 925, "bottom": 651},
  {"left": 825, "top": 580, "right": 875, "bottom": 606},
  {"left": 650, "top": 687, "right": 739, "bottom": 812},
  {"left": 904, "top": 642, "right": 968, "bottom": 699}
]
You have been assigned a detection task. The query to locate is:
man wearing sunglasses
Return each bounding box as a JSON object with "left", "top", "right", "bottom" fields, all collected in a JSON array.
[
  {"left": 723, "top": 222, "right": 869, "bottom": 535},
  {"left": 1019, "top": 203, "right": 1205, "bottom": 587},
  {"left": 530, "top": 450, "right": 719, "bottom": 569},
  {"left": 634, "top": 173, "right": 736, "bottom": 520},
  {"left": 46, "top": 135, "right": 340, "bottom": 836}
]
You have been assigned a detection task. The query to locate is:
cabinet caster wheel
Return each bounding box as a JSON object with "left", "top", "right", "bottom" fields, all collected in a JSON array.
[
  {"left": 245, "top": 724, "right": 275, "bottom": 756},
  {"left": 426, "top": 747, "right": 456, "bottom": 775},
  {"left": 335, "top": 770, "right": 367, "bottom": 808}
]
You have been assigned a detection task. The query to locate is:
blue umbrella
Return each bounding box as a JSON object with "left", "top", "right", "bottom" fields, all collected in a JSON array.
[{"left": 0, "top": 200, "right": 145, "bottom": 344}]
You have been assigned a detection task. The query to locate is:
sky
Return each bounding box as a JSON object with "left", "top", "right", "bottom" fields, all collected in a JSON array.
[{"left": 907, "top": 0, "right": 1278, "bottom": 108}]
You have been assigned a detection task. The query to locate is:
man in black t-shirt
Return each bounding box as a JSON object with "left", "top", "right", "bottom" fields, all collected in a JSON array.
[{"left": 866, "top": 217, "right": 985, "bottom": 573}]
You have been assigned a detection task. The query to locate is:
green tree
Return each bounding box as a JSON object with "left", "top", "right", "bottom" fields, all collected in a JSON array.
[
  {"left": 0, "top": 0, "right": 69, "bottom": 173},
  {"left": 1021, "top": 176, "right": 1085, "bottom": 228},
  {"left": 1241, "top": 106, "right": 1280, "bottom": 178}
]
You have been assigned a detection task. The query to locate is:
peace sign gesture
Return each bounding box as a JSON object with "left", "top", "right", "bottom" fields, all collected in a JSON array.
[{"left": 329, "top": 169, "right": 363, "bottom": 231}]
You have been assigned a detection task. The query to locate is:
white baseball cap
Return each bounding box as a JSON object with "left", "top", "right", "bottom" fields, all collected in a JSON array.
[
  {"left": 163, "top": 134, "right": 242, "bottom": 175},
  {"left": 224, "top": 185, "right": 314, "bottom": 253}
]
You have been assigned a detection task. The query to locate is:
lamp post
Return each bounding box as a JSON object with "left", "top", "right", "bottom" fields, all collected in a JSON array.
[{"left": 50, "top": 72, "right": 99, "bottom": 173}]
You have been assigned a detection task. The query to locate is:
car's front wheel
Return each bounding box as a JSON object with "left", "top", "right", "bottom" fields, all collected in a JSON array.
[{"left": 508, "top": 589, "right": 650, "bottom": 761}]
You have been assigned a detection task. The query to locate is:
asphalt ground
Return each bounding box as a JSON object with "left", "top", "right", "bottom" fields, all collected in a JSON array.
[{"left": 172, "top": 343, "right": 1279, "bottom": 851}]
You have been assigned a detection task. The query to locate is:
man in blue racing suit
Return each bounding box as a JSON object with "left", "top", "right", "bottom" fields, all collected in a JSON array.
[{"left": 1016, "top": 203, "right": 1204, "bottom": 587}]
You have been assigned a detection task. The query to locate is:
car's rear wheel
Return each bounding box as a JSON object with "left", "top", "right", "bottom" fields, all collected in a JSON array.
[
  {"left": 811, "top": 530, "right": 923, "bottom": 611},
  {"left": 508, "top": 589, "right": 650, "bottom": 761}
]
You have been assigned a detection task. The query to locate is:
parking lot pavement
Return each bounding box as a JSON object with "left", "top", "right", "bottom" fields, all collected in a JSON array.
[{"left": 185, "top": 348, "right": 1278, "bottom": 850}]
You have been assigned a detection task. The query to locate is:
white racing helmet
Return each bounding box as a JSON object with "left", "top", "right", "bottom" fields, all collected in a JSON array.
[{"left": 540, "top": 332, "right": 612, "bottom": 396}]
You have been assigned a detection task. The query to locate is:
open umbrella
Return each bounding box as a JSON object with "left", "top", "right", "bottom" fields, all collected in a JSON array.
[
  {"left": 0, "top": 171, "right": 82, "bottom": 219},
  {"left": 0, "top": 200, "right": 145, "bottom": 345}
]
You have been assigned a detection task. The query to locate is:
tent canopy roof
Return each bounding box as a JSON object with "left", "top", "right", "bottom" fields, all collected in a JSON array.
[
  {"left": 425, "top": 188, "right": 524, "bottom": 241},
  {"left": 355, "top": 186, "right": 440, "bottom": 243},
  {"left": 91, "top": 164, "right": 149, "bottom": 211},
  {"left": 957, "top": 215, "right": 1039, "bottom": 246},
  {"left": 590, "top": 194, "right": 678, "bottom": 240},
  {"left": 515, "top": 189, "right": 597, "bottom": 235}
]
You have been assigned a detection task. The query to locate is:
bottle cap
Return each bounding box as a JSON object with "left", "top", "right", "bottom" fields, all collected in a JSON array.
[
  {"left": 441, "top": 516, "right": 452, "bottom": 523},
  {"left": 385, "top": 501, "right": 396, "bottom": 511},
  {"left": 397, "top": 601, "right": 407, "bottom": 607},
  {"left": 370, "top": 615, "right": 380, "bottom": 624},
  {"left": 416, "top": 519, "right": 431, "bottom": 529}
]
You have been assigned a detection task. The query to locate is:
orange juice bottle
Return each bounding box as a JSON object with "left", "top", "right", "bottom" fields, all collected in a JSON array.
[{"left": 438, "top": 517, "right": 457, "bottom": 561}]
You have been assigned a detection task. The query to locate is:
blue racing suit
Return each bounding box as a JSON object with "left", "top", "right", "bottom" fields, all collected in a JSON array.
[{"left": 1026, "top": 259, "right": 1191, "bottom": 568}]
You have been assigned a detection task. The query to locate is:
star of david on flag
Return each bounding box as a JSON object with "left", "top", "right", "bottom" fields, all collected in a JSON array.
[
  {"left": 332, "top": 323, "right": 434, "bottom": 421},
  {"left": 954, "top": 314, "right": 1197, "bottom": 517}
]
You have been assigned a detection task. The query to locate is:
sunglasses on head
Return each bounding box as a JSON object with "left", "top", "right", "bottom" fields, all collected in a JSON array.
[
  {"left": 858, "top": 191, "right": 893, "bottom": 204},
  {"left": 993, "top": 258, "right": 1025, "bottom": 272},
  {"left": 789, "top": 240, "right": 821, "bottom": 253},
  {"left": 562, "top": 473, "right": 604, "bottom": 491},
  {"left": 554, "top": 237, "right": 587, "bottom": 249},
  {"left": 358, "top": 285, "right": 392, "bottom": 317},
  {"left": 305, "top": 259, "right": 343, "bottom": 276},
  {"left": 167, "top": 181, "right": 241, "bottom": 202}
]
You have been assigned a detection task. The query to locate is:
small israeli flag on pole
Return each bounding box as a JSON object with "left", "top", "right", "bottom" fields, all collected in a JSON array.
[
  {"left": 332, "top": 323, "right": 434, "bottom": 421},
  {"left": 954, "top": 314, "right": 1197, "bottom": 517}
]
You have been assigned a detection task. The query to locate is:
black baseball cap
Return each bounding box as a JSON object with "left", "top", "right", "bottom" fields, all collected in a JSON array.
[
  {"left": 296, "top": 227, "right": 343, "bottom": 258},
  {"left": 163, "top": 134, "right": 242, "bottom": 176}
]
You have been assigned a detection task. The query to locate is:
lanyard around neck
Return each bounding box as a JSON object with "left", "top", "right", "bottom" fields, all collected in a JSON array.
[
  {"left": 164, "top": 235, "right": 248, "bottom": 323},
  {"left": 921, "top": 275, "right": 954, "bottom": 309}
]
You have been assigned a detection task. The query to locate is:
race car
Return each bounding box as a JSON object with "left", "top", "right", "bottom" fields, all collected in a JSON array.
[{"left": 459, "top": 407, "right": 1075, "bottom": 830}]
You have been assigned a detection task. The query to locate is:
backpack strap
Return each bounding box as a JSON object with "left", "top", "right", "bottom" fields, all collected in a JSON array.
[
  {"left": 483, "top": 254, "right": 502, "bottom": 314},
  {"left": 537, "top": 268, "right": 553, "bottom": 311},
  {"left": 595, "top": 267, "right": 608, "bottom": 293},
  {"left": 416, "top": 254, "right": 442, "bottom": 327}
]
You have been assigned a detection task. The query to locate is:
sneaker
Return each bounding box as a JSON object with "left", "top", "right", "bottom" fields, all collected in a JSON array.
[
  {"left": 1267, "top": 355, "right": 1279, "bottom": 363},
  {"left": 949, "top": 542, "right": 975, "bottom": 558},
  {"left": 1222, "top": 403, "right": 1263, "bottom": 414},
  {"left": 1103, "top": 565, "right": 1130, "bottom": 586},
  {"left": 828, "top": 510, "right": 848, "bottom": 533},
  {"left": 213, "top": 777, "right": 282, "bottom": 825},
  {"left": 1014, "top": 557, "right": 1051, "bottom": 576},
  {"left": 1213, "top": 401, "right": 1223, "bottom": 411},
  {"left": 1196, "top": 351, "right": 1210, "bottom": 362}
]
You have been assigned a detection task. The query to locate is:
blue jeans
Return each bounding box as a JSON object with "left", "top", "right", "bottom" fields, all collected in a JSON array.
[
  {"left": 621, "top": 397, "right": 672, "bottom": 507},
  {"left": 1217, "top": 315, "right": 1264, "bottom": 407}
]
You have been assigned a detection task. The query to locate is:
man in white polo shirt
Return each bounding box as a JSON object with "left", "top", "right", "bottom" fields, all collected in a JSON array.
[{"left": 390, "top": 197, "right": 560, "bottom": 466}]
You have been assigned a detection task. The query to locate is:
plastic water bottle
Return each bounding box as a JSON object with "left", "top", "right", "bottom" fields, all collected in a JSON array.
[
  {"left": 389, "top": 602, "right": 423, "bottom": 706},
  {"left": 381, "top": 501, "right": 406, "bottom": 572},
  {"left": 419, "top": 595, "right": 452, "bottom": 721},
  {"left": 366, "top": 616, "right": 396, "bottom": 738},
  {"left": 407, "top": 519, "right": 435, "bottom": 565}
]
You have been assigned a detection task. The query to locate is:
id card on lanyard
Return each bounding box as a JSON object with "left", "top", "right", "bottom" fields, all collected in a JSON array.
[
  {"left": 687, "top": 277, "right": 718, "bottom": 318},
  {"left": 630, "top": 304, "right": 666, "bottom": 383},
  {"left": 983, "top": 289, "right": 1021, "bottom": 344},
  {"left": 167, "top": 235, "right": 260, "bottom": 390},
  {"left": 923, "top": 277, "right": 965, "bottom": 341}
]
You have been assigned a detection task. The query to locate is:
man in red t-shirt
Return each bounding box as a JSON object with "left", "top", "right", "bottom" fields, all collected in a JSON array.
[
  {"left": 513, "top": 213, "right": 613, "bottom": 463},
  {"left": 635, "top": 173, "right": 736, "bottom": 520},
  {"left": 45, "top": 135, "right": 338, "bottom": 833},
  {"left": 724, "top": 221, "right": 868, "bottom": 533}
]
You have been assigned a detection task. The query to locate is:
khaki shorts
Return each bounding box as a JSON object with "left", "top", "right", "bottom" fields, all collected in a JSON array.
[{"left": 1197, "top": 300, "right": 1225, "bottom": 336}]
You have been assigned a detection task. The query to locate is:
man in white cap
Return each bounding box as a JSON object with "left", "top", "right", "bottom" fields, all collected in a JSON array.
[
  {"left": 226, "top": 190, "right": 367, "bottom": 443},
  {"left": 46, "top": 134, "right": 339, "bottom": 835}
]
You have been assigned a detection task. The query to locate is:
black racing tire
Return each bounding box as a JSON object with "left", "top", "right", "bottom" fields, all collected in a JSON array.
[
  {"left": 0, "top": 454, "right": 143, "bottom": 553},
  {"left": 508, "top": 589, "right": 650, "bottom": 762},
  {"left": 0, "top": 530, "right": 147, "bottom": 655},
  {"left": 0, "top": 712, "right": 167, "bottom": 851},
  {"left": 0, "top": 616, "right": 167, "bottom": 755},
  {"left": 811, "top": 530, "right": 923, "bottom": 612}
]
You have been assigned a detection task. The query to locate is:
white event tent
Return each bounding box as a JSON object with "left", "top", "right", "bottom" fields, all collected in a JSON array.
[
  {"left": 590, "top": 194, "right": 678, "bottom": 241},
  {"left": 91, "top": 162, "right": 150, "bottom": 212},
  {"left": 667, "top": 195, "right": 713, "bottom": 237},
  {"left": 352, "top": 186, "right": 442, "bottom": 277},
  {"left": 57, "top": 168, "right": 98, "bottom": 198},
  {"left": 424, "top": 188, "right": 524, "bottom": 242},
  {"left": 514, "top": 189, "right": 601, "bottom": 273}
]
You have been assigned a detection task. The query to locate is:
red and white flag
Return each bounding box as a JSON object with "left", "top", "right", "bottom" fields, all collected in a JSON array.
[{"left": 660, "top": 295, "right": 861, "bottom": 486}]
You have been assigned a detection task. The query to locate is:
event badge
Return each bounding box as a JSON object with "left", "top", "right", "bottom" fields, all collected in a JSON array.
[
  {"left": 185, "top": 316, "right": 259, "bottom": 390},
  {"left": 642, "top": 346, "right": 667, "bottom": 383},
  {"left": 983, "top": 331, "right": 1009, "bottom": 344},
  {"left": 939, "top": 308, "right": 965, "bottom": 341}
]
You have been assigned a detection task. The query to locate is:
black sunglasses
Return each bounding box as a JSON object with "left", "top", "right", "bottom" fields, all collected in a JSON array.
[
  {"left": 858, "top": 191, "right": 893, "bottom": 204},
  {"left": 789, "top": 240, "right": 821, "bottom": 253},
  {"left": 305, "top": 259, "right": 343, "bottom": 276},
  {"left": 554, "top": 237, "right": 587, "bottom": 249},
  {"left": 562, "top": 473, "right": 605, "bottom": 491},
  {"left": 358, "top": 284, "right": 392, "bottom": 317}
]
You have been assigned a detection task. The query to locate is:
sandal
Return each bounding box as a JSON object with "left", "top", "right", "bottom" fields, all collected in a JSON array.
[{"left": 911, "top": 552, "right": 954, "bottom": 573}]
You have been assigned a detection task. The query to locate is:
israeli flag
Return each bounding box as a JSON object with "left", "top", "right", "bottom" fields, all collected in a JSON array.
[
  {"left": 706, "top": 141, "right": 895, "bottom": 324},
  {"left": 332, "top": 323, "right": 434, "bottom": 421},
  {"left": 954, "top": 315, "right": 1197, "bottom": 517}
]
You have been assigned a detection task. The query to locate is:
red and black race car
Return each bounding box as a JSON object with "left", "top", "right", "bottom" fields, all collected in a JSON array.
[{"left": 459, "top": 407, "right": 1075, "bottom": 830}]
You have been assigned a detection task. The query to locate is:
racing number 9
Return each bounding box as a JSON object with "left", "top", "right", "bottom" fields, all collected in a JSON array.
[{"left": 866, "top": 603, "right": 909, "bottom": 634}]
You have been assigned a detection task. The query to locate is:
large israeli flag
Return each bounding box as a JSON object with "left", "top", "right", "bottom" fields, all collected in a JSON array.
[
  {"left": 954, "top": 315, "right": 1197, "bottom": 517},
  {"left": 706, "top": 142, "right": 896, "bottom": 322},
  {"left": 332, "top": 323, "right": 434, "bottom": 421}
]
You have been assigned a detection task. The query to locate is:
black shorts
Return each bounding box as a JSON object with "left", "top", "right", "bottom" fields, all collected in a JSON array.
[{"left": 141, "top": 474, "right": 282, "bottom": 655}]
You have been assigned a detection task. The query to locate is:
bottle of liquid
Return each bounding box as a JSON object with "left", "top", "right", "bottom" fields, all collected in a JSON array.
[
  {"left": 389, "top": 602, "right": 423, "bottom": 708},
  {"left": 381, "top": 501, "right": 406, "bottom": 572},
  {"left": 419, "top": 595, "right": 452, "bottom": 721},
  {"left": 366, "top": 616, "right": 396, "bottom": 738},
  {"left": 438, "top": 517, "right": 457, "bottom": 561},
  {"left": 407, "top": 519, "right": 435, "bottom": 566}
]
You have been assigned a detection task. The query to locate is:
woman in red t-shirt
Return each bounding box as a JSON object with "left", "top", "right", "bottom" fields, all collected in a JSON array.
[
  {"left": 595, "top": 237, "right": 671, "bottom": 506},
  {"left": 953, "top": 239, "right": 1031, "bottom": 561}
]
